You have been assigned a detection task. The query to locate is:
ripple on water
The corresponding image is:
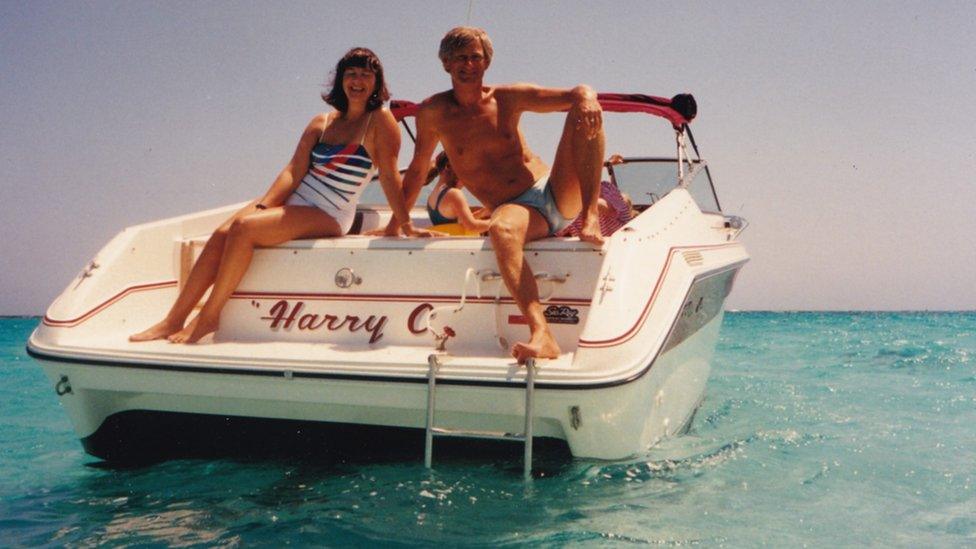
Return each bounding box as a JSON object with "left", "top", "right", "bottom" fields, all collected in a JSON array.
[{"left": 4, "top": 314, "right": 976, "bottom": 546}]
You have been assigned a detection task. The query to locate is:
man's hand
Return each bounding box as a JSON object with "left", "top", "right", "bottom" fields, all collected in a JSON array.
[
  {"left": 402, "top": 222, "right": 446, "bottom": 238},
  {"left": 363, "top": 221, "right": 402, "bottom": 237},
  {"left": 572, "top": 88, "right": 602, "bottom": 140},
  {"left": 363, "top": 227, "right": 397, "bottom": 237}
]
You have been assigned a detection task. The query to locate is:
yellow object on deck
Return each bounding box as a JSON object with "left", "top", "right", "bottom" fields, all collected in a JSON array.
[{"left": 430, "top": 223, "right": 482, "bottom": 236}]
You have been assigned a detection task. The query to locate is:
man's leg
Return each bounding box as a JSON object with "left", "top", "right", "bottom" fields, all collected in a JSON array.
[
  {"left": 488, "top": 204, "right": 560, "bottom": 363},
  {"left": 547, "top": 109, "right": 606, "bottom": 245}
]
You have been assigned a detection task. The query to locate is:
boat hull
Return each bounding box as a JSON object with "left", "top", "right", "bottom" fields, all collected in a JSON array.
[
  {"left": 28, "top": 188, "right": 748, "bottom": 461},
  {"left": 30, "top": 307, "right": 727, "bottom": 461}
]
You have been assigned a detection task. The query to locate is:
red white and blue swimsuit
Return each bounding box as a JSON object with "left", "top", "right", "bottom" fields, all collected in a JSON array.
[{"left": 286, "top": 114, "right": 374, "bottom": 234}]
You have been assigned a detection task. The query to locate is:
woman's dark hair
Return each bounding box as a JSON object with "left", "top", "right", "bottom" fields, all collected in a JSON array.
[
  {"left": 323, "top": 47, "right": 390, "bottom": 112},
  {"left": 425, "top": 151, "right": 453, "bottom": 186}
]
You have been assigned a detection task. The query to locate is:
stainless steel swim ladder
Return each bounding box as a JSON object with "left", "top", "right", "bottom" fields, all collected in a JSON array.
[{"left": 424, "top": 354, "right": 537, "bottom": 480}]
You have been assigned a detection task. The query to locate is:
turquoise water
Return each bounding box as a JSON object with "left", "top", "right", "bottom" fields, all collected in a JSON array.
[{"left": 3, "top": 313, "right": 974, "bottom": 546}]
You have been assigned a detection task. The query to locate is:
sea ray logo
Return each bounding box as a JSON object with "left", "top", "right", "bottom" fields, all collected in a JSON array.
[{"left": 544, "top": 305, "right": 580, "bottom": 325}]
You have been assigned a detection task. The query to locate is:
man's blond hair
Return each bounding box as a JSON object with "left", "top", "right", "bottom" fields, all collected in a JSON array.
[{"left": 439, "top": 27, "right": 493, "bottom": 66}]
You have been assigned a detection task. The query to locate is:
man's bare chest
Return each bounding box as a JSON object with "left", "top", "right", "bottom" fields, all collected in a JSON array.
[{"left": 439, "top": 107, "right": 517, "bottom": 152}]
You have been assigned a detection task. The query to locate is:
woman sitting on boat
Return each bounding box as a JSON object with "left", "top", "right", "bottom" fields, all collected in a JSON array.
[
  {"left": 425, "top": 151, "right": 491, "bottom": 235},
  {"left": 131, "top": 47, "right": 428, "bottom": 344}
]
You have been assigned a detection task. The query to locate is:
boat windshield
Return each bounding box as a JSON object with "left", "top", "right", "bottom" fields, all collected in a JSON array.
[{"left": 609, "top": 158, "right": 721, "bottom": 213}]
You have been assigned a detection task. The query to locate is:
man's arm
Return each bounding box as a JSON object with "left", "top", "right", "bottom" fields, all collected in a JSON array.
[
  {"left": 383, "top": 103, "right": 441, "bottom": 235},
  {"left": 370, "top": 109, "right": 421, "bottom": 234},
  {"left": 499, "top": 83, "right": 602, "bottom": 139}
]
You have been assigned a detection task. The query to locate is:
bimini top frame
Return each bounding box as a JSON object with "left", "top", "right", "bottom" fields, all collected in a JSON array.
[
  {"left": 390, "top": 91, "right": 718, "bottom": 212},
  {"left": 390, "top": 92, "right": 697, "bottom": 129}
]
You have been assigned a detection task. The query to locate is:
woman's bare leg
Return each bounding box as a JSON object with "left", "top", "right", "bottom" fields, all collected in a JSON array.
[
  {"left": 169, "top": 205, "right": 342, "bottom": 343},
  {"left": 130, "top": 202, "right": 262, "bottom": 341}
]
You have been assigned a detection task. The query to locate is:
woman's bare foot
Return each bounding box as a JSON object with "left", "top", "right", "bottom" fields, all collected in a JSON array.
[
  {"left": 167, "top": 314, "right": 218, "bottom": 344},
  {"left": 130, "top": 319, "right": 183, "bottom": 342},
  {"left": 167, "top": 316, "right": 197, "bottom": 343},
  {"left": 512, "top": 330, "right": 561, "bottom": 364}
]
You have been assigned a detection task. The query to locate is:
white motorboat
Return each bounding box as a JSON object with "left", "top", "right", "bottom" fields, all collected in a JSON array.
[{"left": 27, "top": 93, "right": 749, "bottom": 464}]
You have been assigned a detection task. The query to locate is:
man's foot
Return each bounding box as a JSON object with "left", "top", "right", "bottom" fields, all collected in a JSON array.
[
  {"left": 579, "top": 212, "right": 605, "bottom": 246},
  {"left": 130, "top": 319, "right": 183, "bottom": 342},
  {"left": 167, "top": 315, "right": 218, "bottom": 344},
  {"left": 512, "top": 330, "right": 561, "bottom": 364}
]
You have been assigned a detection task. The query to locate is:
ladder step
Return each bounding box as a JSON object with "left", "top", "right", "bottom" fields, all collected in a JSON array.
[{"left": 431, "top": 427, "right": 527, "bottom": 442}]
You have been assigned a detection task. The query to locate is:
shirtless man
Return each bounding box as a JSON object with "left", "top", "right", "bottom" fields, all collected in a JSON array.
[{"left": 397, "top": 27, "right": 606, "bottom": 362}]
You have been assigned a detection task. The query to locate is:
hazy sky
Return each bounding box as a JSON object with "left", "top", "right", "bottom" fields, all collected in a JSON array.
[{"left": 2, "top": 1, "right": 974, "bottom": 314}]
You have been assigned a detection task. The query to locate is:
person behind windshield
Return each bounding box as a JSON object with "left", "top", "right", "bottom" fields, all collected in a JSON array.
[
  {"left": 130, "top": 47, "right": 432, "bottom": 344},
  {"left": 425, "top": 151, "right": 491, "bottom": 234}
]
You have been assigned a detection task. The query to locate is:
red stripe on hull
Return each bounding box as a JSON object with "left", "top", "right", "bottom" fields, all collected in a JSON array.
[
  {"left": 230, "top": 291, "right": 591, "bottom": 307},
  {"left": 43, "top": 281, "right": 178, "bottom": 328},
  {"left": 577, "top": 244, "right": 742, "bottom": 349}
]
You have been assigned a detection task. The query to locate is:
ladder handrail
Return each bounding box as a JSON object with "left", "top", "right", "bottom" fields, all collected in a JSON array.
[
  {"left": 523, "top": 361, "right": 535, "bottom": 481},
  {"left": 424, "top": 354, "right": 439, "bottom": 469}
]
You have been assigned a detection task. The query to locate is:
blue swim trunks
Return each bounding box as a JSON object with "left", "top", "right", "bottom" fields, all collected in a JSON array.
[{"left": 507, "top": 174, "right": 573, "bottom": 236}]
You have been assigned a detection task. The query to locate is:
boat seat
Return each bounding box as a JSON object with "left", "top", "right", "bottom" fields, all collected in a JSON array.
[{"left": 348, "top": 211, "right": 365, "bottom": 235}]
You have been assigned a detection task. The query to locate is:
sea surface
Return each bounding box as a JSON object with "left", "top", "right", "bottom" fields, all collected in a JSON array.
[{"left": 2, "top": 313, "right": 974, "bottom": 547}]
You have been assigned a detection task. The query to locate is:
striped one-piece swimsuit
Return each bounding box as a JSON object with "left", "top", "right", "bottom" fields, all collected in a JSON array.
[{"left": 286, "top": 114, "right": 375, "bottom": 234}]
